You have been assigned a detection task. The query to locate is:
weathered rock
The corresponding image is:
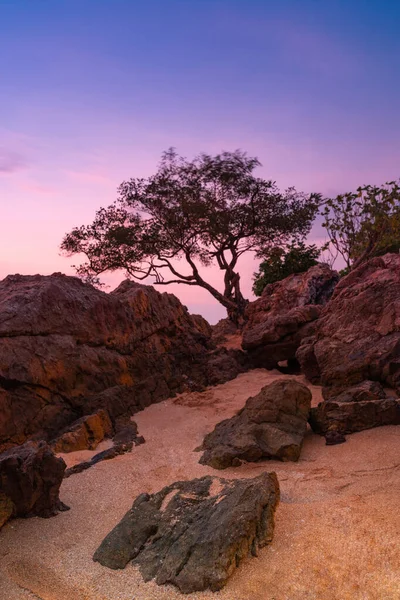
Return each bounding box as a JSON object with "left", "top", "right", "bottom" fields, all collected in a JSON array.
[
  {"left": 211, "top": 318, "right": 239, "bottom": 345},
  {"left": 297, "top": 254, "right": 400, "bottom": 395},
  {"left": 309, "top": 396, "right": 400, "bottom": 435},
  {"left": 0, "top": 274, "right": 244, "bottom": 451},
  {"left": 324, "top": 430, "right": 346, "bottom": 445},
  {"left": 112, "top": 419, "right": 142, "bottom": 446},
  {"left": 93, "top": 472, "right": 280, "bottom": 593},
  {"left": 0, "top": 491, "right": 14, "bottom": 529},
  {"left": 51, "top": 410, "right": 113, "bottom": 453},
  {"left": 243, "top": 264, "right": 339, "bottom": 368},
  {"left": 199, "top": 379, "right": 312, "bottom": 469},
  {"left": 206, "top": 347, "right": 249, "bottom": 386},
  {"left": 322, "top": 380, "right": 387, "bottom": 403},
  {"left": 0, "top": 441, "right": 68, "bottom": 526}
]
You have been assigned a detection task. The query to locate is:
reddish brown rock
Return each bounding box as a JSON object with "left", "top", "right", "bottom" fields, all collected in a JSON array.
[
  {"left": 297, "top": 254, "right": 400, "bottom": 395},
  {"left": 51, "top": 410, "right": 113, "bottom": 453},
  {"left": 242, "top": 264, "right": 339, "bottom": 368},
  {"left": 0, "top": 492, "right": 14, "bottom": 529},
  {"left": 0, "top": 441, "right": 68, "bottom": 527},
  {"left": 199, "top": 379, "right": 312, "bottom": 469},
  {"left": 0, "top": 274, "right": 245, "bottom": 451},
  {"left": 309, "top": 396, "right": 400, "bottom": 436}
]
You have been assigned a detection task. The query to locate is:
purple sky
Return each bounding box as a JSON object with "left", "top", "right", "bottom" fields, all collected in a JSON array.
[{"left": 1, "top": 1, "right": 400, "bottom": 322}]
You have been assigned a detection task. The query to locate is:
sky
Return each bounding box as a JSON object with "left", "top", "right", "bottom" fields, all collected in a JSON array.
[{"left": 1, "top": 0, "right": 400, "bottom": 322}]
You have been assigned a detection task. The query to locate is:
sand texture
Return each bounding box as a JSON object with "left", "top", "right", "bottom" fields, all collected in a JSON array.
[{"left": 0, "top": 369, "right": 399, "bottom": 600}]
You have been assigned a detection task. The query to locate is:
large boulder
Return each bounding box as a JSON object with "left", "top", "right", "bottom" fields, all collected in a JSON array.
[
  {"left": 0, "top": 441, "right": 68, "bottom": 530},
  {"left": 199, "top": 379, "right": 312, "bottom": 469},
  {"left": 93, "top": 472, "right": 280, "bottom": 593},
  {"left": 296, "top": 254, "right": 400, "bottom": 394},
  {"left": 242, "top": 264, "right": 339, "bottom": 368},
  {"left": 0, "top": 274, "right": 244, "bottom": 451}
]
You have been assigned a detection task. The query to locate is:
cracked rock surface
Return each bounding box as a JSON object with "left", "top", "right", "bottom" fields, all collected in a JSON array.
[
  {"left": 0, "top": 273, "right": 245, "bottom": 452},
  {"left": 93, "top": 472, "right": 280, "bottom": 593},
  {"left": 199, "top": 379, "right": 311, "bottom": 468},
  {"left": 0, "top": 441, "right": 68, "bottom": 530}
]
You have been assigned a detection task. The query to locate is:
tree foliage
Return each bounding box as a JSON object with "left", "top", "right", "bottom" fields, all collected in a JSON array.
[
  {"left": 321, "top": 181, "right": 400, "bottom": 271},
  {"left": 61, "top": 149, "right": 319, "bottom": 321},
  {"left": 252, "top": 242, "right": 321, "bottom": 296}
]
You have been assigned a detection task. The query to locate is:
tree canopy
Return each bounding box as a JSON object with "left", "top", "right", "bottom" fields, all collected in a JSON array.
[
  {"left": 252, "top": 242, "right": 321, "bottom": 296},
  {"left": 61, "top": 149, "right": 319, "bottom": 321},
  {"left": 321, "top": 181, "right": 400, "bottom": 271}
]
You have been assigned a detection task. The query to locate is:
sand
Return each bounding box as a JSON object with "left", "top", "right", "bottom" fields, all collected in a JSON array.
[{"left": 0, "top": 369, "right": 399, "bottom": 600}]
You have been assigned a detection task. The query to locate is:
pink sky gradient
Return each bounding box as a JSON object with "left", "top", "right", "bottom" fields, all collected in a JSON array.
[{"left": 2, "top": 1, "right": 400, "bottom": 322}]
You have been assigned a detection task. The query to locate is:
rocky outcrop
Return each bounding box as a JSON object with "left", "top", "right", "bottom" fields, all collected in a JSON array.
[
  {"left": 242, "top": 264, "right": 339, "bottom": 368},
  {"left": 199, "top": 379, "right": 312, "bottom": 469},
  {"left": 0, "top": 274, "right": 245, "bottom": 452},
  {"left": 51, "top": 410, "right": 113, "bottom": 453},
  {"left": 297, "top": 255, "right": 400, "bottom": 393},
  {"left": 211, "top": 318, "right": 239, "bottom": 345},
  {"left": 309, "top": 380, "right": 400, "bottom": 436},
  {"left": 93, "top": 472, "right": 280, "bottom": 593},
  {"left": 0, "top": 441, "right": 68, "bottom": 530}
]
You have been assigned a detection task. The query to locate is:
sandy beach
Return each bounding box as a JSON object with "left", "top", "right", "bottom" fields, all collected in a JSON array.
[{"left": 0, "top": 369, "right": 399, "bottom": 600}]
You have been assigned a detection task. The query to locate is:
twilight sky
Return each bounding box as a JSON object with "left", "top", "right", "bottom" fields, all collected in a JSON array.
[{"left": 1, "top": 0, "right": 400, "bottom": 322}]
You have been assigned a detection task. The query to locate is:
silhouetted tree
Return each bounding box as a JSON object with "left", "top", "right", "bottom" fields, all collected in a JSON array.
[
  {"left": 62, "top": 149, "right": 319, "bottom": 322},
  {"left": 321, "top": 181, "right": 400, "bottom": 271}
]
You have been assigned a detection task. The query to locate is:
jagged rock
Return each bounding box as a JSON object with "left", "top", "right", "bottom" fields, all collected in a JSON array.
[
  {"left": 51, "top": 410, "right": 113, "bottom": 453},
  {"left": 309, "top": 396, "right": 400, "bottom": 436},
  {"left": 206, "top": 347, "right": 249, "bottom": 386},
  {"left": 322, "top": 380, "right": 387, "bottom": 403},
  {"left": 199, "top": 379, "right": 312, "bottom": 469},
  {"left": 211, "top": 318, "right": 239, "bottom": 345},
  {"left": 0, "top": 441, "right": 68, "bottom": 528},
  {"left": 0, "top": 274, "right": 244, "bottom": 451},
  {"left": 112, "top": 419, "right": 141, "bottom": 446},
  {"left": 297, "top": 254, "right": 400, "bottom": 395},
  {"left": 93, "top": 472, "right": 280, "bottom": 593},
  {"left": 242, "top": 264, "right": 339, "bottom": 368}
]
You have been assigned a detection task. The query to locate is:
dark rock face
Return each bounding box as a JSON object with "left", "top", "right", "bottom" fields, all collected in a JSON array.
[
  {"left": 310, "top": 394, "right": 400, "bottom": 436},
  {"left": 0, "top": 273, "right": 244, "bottom": 452},
  {"left": 322, "top": 380, "right": 387, "bottom": 403},
  {"left": 296, "top": 254, "right": 400, "bottom": 437},
  {"left": 211, "top": 318, "right": 239, "bottom": 345},
  {"left": 93, "top": 473, "right": 280, "bottom": 593},
  {"left": 0, "top": 441, "right": 68, "bottom": 530},
  {"left": 199, "top": 379, "right": 312, "bottom": 469},
  {"left": 242, "top": 264, "right": 339, "bottom": 368},
  {"left": 297, "top": 254, "right": 400, "bottom": 394},
  {"left": 0, "top": 492, "right": 14, "bottom": 529}
]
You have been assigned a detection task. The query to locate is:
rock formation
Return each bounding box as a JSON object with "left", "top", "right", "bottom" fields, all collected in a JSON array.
[
  {"left": 296, "top": 254, "right": 400, "bottom": 436},
  {"left": 0, "top": 273, "right": 246, "bottom": 452},
  {"left": 242, "top": 264, "right": 339, "bottom": 368},
  {"left": 309, "top": 381, "right": 400, "bottom": 436},
  {"left": 199, "top": 379, "right": 312, "bottom": 468},
  {"left": 0, "top": 441, "right": 68, "bottom": 530},
  {"left": 297, "top": 254, "right": 400, "bottom": 392},
  {"left": 51, "top": 410, "right": 113, "bottom": 453},
  {"left": 93, "top": 472, "right": 280, "bottom": 593}
]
